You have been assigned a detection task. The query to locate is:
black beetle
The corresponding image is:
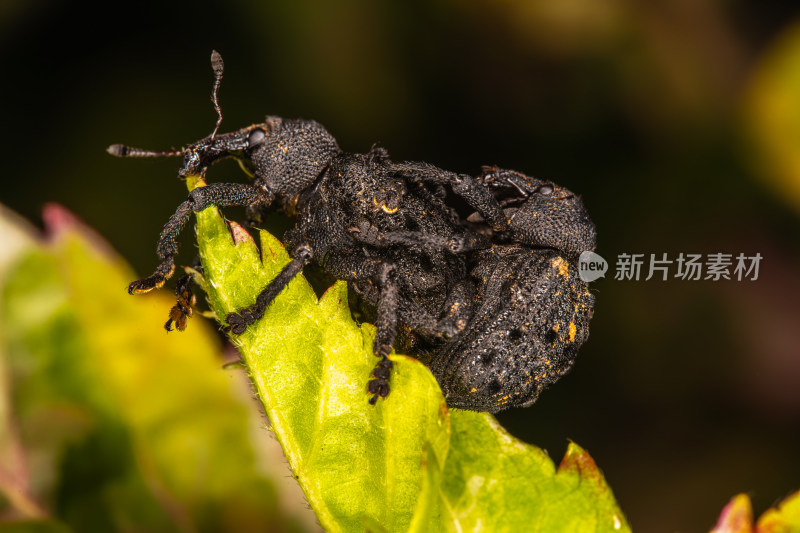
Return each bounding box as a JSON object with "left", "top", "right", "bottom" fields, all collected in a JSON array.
[{"left": 109, "top": 51, "right": 596, "bottom": 411}]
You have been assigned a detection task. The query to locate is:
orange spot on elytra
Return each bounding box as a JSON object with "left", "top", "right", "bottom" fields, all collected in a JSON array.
[{"left": 551, "top": 256, "right": 570, "bottom": 278}]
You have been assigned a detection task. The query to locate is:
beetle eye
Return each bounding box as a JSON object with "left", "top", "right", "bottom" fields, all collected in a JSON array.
[
  {"left": 248, "top": 128, "right": 266, "bottom": 147},
  {"left": 536, "top": 184, "right": 554, "bottom": 195}
]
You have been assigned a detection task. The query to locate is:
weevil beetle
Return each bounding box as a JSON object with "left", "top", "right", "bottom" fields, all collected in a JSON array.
[{"left": 109, "top": 51, "right": 596, "bottom": 411}]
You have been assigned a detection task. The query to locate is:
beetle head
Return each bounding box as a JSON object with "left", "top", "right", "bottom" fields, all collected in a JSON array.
[
  {"left": 107, "top": 51, "right": 340, "bottom": 199},
  {"left": 479, "top": 167, "right": 596, "bottom": 259}
]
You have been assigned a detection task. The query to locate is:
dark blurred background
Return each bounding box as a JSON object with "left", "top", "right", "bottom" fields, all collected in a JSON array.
[{"left": 2, "top": 1, "right": 800, "bottom": 531}]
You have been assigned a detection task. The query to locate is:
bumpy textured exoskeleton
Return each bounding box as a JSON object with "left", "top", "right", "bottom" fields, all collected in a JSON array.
[
  {"left": 110, "top": 52, "right": 598, "bottom": 411},
  {"left": 110, "top": 52, "right": 508, "bottom": 404},
  {"left": 427, "top": 167, "right": 596, "bottom": 412}
]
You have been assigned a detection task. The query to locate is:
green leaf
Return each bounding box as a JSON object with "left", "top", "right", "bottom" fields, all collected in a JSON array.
[
  {"left": 187, "top": 176, "right": 630, "bottom": 532},
  {"left": 441, "top": 411, "right": 628, "bottom": 532},
  {"left": 757, "top": 489, "right": 800, "bottom": 532},
  {"left": 746, "top": 20, "right": 800, "bottom": 213}
]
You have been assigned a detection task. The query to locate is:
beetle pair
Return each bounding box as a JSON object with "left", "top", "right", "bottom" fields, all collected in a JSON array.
[{"left": 109, "top": 51, "right": 596, "bottom": 413}]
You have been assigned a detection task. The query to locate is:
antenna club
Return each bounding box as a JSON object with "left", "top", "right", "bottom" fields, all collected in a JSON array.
[
  {"left": 211, "top": 50, "right": 224, "bottom": 74},
  {"left": 107, "top": 144, "right": 128, "bottom": 157}
]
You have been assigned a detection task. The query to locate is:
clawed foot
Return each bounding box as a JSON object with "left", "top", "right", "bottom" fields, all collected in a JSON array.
[
  {"left": 128, "top": 274, "right": 166, "bottom": 294},
  {"left": 368, "top": 357, "right": 393, "bottom": 404},
  {"left": 225, "top": 308, "right": 259, "bottom": 335},
  {"left": 128, "top": 259, "right": 175, "bottom": 295},
  {"left": 164, "top": 276, "right": 197, "bottom": 332}
]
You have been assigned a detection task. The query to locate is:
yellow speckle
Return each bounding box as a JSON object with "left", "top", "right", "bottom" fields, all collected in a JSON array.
[
  {"left": 568, "top": 322, "right": 576, "bottom": 342},
  {"left": 469, "top": 387, "right": 477, "bottom": 393},
  {"left": 551, "top": 256, "right": 569, "bottom": 278},
  {"left": 552, "top": 323, "right": 560, "bottom": 333}
]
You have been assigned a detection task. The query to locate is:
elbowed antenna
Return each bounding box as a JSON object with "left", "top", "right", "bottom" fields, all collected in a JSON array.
[
  {"left": 107, "top": 50, "right": 226, "bottom": 159},
  {"left": 106, "top": 144, "right": 184, "bottom": 158},
  {"left": 210, "top": 50, "right": 224, "bottom": 140}
]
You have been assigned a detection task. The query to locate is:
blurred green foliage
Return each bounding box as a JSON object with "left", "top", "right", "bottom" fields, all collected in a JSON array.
[
  {"left": 747, "top": 20, "right": 800, "bottom": 212},
  {"left": 0, "top": 206, "right": 307, "bottom": 531},
  {"left": 710, "top": 491, "right": 800, "bottom": 533}
]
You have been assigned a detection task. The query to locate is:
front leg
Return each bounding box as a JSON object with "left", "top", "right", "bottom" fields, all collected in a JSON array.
[{"left": 129, "top": 182, "right": 272, "bottom": 294}]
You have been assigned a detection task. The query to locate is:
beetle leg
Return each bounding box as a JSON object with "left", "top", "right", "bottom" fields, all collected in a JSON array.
[
  {"left": 164, "top": 256, "right": 204, "bottom": 332},
  {"left": 225, "top": 244, "right": 314, "bottom": 335},
  {"left": 322, "top": 254, "right": 401, "bottom": 403},
  {"left": 390, "top": 161, "right": 507, "bottom": 233},
  {"left": 128, "top": 183, "right": 269, "bottom": 295},
  {"left": 349, "top": 219, "right": 488, "bottom": 253},
  {"left": 368, "top": 263, "right": 398, "bottom": 404}
]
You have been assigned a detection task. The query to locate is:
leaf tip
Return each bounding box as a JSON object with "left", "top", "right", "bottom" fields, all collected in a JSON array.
[
  {"left": 228, "top": 220, "right": 255, "bottom": 246},
  {"left": 259, "top": 228, "right": 290, "bottom": 262},
  {"left": 42, "top": 202, "right": 79, "bottom": 239},
  {"left": 711, "top": 494, "right": 753, "bottom": 533},
  {"left": 318, "top": 280, "right": 349, "bottom": 308},
  {"left": 42, "top": 203, "right": 117, "bottom": 259},
  {"left": 558, "top": 441, "right": 600, "bottom": 479},
  {"left": 557, "top": 441, "right": 630, "bottom": 530}
]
